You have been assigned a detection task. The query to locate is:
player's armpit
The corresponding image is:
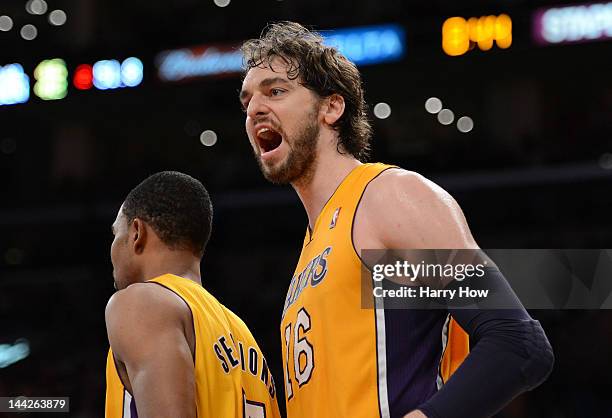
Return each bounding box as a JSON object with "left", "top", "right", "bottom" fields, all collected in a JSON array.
[
  {"left": 360, "top": 168, "right": 478, "bottom": 250},
  {"left": 105, "top": 283, "right": 196, "bottom": 418}
]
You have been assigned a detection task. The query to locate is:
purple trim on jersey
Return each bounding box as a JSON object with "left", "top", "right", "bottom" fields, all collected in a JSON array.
[
  {"left": 384, "top": 309, "right": 446, "bottom": 417},
  {"left": 130, "top": 395, "right": 138, "bottom": 418}
]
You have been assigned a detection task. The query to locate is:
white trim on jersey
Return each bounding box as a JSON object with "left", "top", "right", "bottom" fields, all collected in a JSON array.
[
  {"left": 123, "top": 390, "right": 133, "bottom": 418},
  {"left": 437, "top": 314, "right": 452, "bottom": 390},
  {"left": 375, "top": 298, "right": 391, "bottom": 418}
]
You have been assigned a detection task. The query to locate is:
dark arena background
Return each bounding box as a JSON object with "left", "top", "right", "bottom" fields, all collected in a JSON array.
[{"left": 1, "top": 0, "right": 611, "bottom": 417}]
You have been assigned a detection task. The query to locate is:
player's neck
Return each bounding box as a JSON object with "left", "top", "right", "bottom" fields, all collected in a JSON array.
[
  {"left": 292, "top": 151, "right": 361, "bottom": 230},
  {"left": 140, "top": 251, "right": 202, "bottom": 285}
]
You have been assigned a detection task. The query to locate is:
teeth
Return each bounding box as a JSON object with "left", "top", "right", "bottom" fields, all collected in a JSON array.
[{"left": 257, "top": 128, "right": 270, "bottom": 136}]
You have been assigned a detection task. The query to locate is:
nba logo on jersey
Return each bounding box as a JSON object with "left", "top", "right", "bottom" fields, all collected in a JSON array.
[{"left": 329, "top": 207, "right": 341, "bottom": 229}]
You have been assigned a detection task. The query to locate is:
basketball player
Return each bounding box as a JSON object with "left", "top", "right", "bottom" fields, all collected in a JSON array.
[
  {"left": 105, "top": 171, "right": 280, "bottom": 418},
  {"left": 239, "top": 23, "right": 554, "bottom": 418}
]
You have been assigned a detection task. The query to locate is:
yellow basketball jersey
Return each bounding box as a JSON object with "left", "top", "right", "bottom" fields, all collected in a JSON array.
[
  {"left": 106, "top": 274, "right": 281, "bottom": 418},
  {"left": 280, "top": 163, "right": 469, "bottom": 418}
]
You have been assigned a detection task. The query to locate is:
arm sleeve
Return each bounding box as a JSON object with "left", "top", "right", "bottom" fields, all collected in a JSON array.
[{"left": 418, "top": 268, "right": 555, "bottom": 418}]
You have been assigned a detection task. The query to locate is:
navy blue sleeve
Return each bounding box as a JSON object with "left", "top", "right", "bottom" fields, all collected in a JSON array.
[{"left": 418, "top": 269, "right": 554, "bottom": 418}]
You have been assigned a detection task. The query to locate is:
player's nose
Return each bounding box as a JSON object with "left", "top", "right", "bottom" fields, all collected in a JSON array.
[{"left": 246, "top": 93, "right": 269, "bottom": 120}]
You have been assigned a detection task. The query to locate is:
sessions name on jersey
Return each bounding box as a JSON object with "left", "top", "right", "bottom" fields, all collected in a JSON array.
[{"left": 213, "top": 334, "right": 276, "bottom": 398}]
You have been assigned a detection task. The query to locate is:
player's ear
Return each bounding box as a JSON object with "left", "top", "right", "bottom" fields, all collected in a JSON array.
[
  {"left": 130, "top": 218, "right": 147, "bottom": 255},
  {"left": 322, "top": 94, "right": 345, "bottom": 125}
]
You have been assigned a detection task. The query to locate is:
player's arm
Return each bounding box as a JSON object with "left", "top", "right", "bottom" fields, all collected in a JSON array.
[
  {"left": 105, "top": 283, "right": 196, "bottom": 418},
  {"left": 359, "top": 169, "right": 554, "bottom": 418},
  {"left": 363, "top": 169, "right": 479, "bottom": 250}
]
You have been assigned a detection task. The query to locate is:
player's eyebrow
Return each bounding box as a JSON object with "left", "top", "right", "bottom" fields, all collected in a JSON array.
[{"left": 239, "top": 77, "right": 291, "bottom": 106}]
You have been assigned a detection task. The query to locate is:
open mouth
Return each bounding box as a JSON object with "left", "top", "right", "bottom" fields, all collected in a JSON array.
[{"left": 256, "top": 127, "right": 283, "bottom": 153}]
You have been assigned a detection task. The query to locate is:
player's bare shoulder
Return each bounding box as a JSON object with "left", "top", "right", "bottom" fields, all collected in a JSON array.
[
  {"left": 355, "top": 167, "right": 477, "bottom": 250},
  {"left": 105, "top": 282, "right": 193, "bottom": 355},
  {"left": 106, "top": 282, "right": 187, "bottom": 321},
  {"left": 363, "top": 168, "right": 446, "bottom": 208}
]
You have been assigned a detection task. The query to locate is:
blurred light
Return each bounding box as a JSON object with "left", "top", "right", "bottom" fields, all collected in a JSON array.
[
  {"left": 200, "top": 130, "right": 218, "bottom": 146},
  {"left": 0, "top": 339, "right": 30, "bottom": 368},
  {"left": 157, "top": 24, "right": 405, "bottom": 83},
  {"left": 93, "top": 60, "right": 121, "bottom": 89},
  {"left": 443, "top": 14, "right": 512, "bottom": 56},
  {"left": 425, "top": 97, "right": 443, "bottom": 114},
  {"left": 157, "top": 47, "right": 243, "bottom": 82},
  {"left": 0, "top": 16, "right": 13, "bottom": 32},
  {"left": 373, "top": 102, "right": 392, "bottom": 119},
  {"left": 467, "top": 17, "right": 479, "bottom": 42},
  {"left": 438, "top": 109, "right": 454, "bottom": 125},
  {"left": 20, "top": 24, "right": 37, "bottom": 40},
  {"left": 1, "top": 138, "right": 16, "bottom": 154},
  {"left": 48, "top": 9, "right": 67, "bottom": 26},
  {"left": 0, "top": 64, "right": 30, "bottom": 106},
  {"left": 496, "top": 33, "right": 513, "bottom": 49},
  {"left": 599, "top": 153, "right": 612, "bottom": 169},
  {"left": 34, "top": 58, "right": 68, "bottom": 100},
  {"left": 323, "top": 24, "right": 405, "bottom": 66},
  {"left": 121, "top": 57, "right": 144, "bottom": 87},
  {"left": 495, "top": 14, "right": 513, "bottom": 49},
  {"left": 4, "top": 248, "right": 25, "bottom": 265},
  {"left": 214, "top": 0, "right": 231, "bottom": 6},
  {"left": 477, "top": 16, "right": 496, "bottom": 50},
  {"left": 457, "top": 116, "right": 474, "bottom": 133},
  {"left": 73, "top": 64, "right": 93, "bottom": 90},
  {"left": 26, "top": 0, "right": 48, "bottom": 15},
  {"left": 93, "top": 57, "right": 144, "bottom": 90},
  {"left": 443, "top": 17, "right": 470, "bottom": 56},
  {"left": 534, "top": 2, "right": 612, "bottom": 45}
]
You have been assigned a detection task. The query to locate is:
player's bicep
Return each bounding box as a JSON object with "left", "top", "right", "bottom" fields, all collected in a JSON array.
[
  {"left": 105, "top": 286, "right": 196, "bottom": 418},
  {"left": 126, "top": 323, "right": 195, "bottom": 418}
]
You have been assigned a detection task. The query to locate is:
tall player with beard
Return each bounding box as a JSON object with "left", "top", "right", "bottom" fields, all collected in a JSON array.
[{"left": 239, "top": 22, "right": 554, "bottom": 418}]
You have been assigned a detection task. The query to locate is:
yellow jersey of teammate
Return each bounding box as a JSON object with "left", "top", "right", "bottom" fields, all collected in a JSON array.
[{"left": 106, "top": 274, "right": 281, "bottom": 418}]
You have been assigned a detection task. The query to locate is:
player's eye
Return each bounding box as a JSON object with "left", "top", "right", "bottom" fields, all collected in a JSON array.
[
  {"left": 240, "top": 98, "right": 251, "bottom": 113},
  {"left": 270, "top": 88, "right": 285, "bottom": 96}
]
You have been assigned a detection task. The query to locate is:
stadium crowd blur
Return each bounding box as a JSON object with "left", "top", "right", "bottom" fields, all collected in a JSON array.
[{"left": 1, "top": 0, "right": 611, "bottom": 417}]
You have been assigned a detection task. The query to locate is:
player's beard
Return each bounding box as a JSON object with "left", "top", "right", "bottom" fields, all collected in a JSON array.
[{"left": 255, "top": 107, "right": 319, "bottom": 186}]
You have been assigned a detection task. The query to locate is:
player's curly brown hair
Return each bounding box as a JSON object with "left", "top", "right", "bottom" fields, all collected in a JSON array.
[{"left": 241, "top": 21, "right": 372, "bottom": 161}]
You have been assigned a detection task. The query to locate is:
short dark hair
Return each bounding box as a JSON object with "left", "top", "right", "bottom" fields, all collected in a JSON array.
[
  {"left": 122, "top": 171, "right": 213, "bottom": 257},
  {"left": 241, "top": 21, "right": 372, "bottom": 161}
]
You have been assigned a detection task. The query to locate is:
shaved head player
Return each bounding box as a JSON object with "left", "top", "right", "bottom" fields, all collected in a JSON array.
[
  {"left": 239, "top": 22, "right": 554, "bottom": 418},
  {"left": 105, "top": 171, "right": 280, "bottom": 418}
]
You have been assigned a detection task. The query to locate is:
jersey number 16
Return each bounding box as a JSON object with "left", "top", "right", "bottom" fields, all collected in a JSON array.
[{"left": 283, "top": 307, "right": 314, "bottom": 399}]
